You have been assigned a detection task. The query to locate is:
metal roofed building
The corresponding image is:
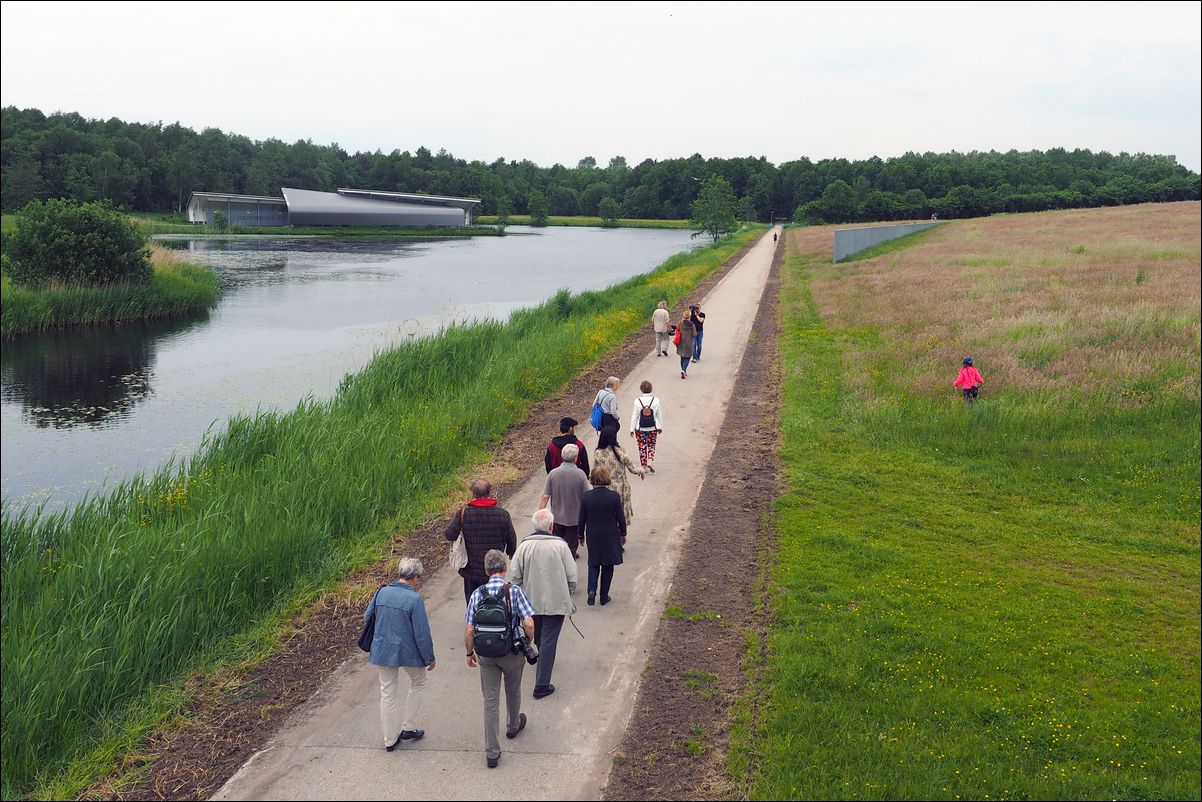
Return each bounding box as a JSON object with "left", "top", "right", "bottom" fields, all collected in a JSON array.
[
  {"left": 186, "top": 192, "right": 289, "bottom": 227},
  {"left": 186, "top": 187, "right": 481, "bottom": 227}
]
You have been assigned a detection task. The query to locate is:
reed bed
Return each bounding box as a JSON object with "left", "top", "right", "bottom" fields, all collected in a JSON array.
[
  {"left": 0, "top": 226, "right": 761, "bottom": 796},
  {"left": 1, "top": 245, "right": 220, "bottom": 337},
  {"left": 731, "top": 204, "right": 1199, "bottom": 799}
]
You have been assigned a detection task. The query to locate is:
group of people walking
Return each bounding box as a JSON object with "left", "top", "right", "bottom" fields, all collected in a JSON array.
[
  {"left": 653, "top": 299, "right": 706, "bottom": 379},
  {"left": 361, "top": 297, "right": 702, "bottom": 768}
]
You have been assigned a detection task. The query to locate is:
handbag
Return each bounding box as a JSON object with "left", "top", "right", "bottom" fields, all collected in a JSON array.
[
  {"left": 672, "top": 328, "right": 682, "bottom": 346},
  {"left": 358, "top": 585, "right": 386, "bottom": 652},
  {"left": 449, "top": 506, "right": 469, "bottom": 571}
]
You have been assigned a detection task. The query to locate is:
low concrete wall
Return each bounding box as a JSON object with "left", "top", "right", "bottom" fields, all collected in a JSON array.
[{"left": 833, "top": 221, "right": 943, "bottom": 262}]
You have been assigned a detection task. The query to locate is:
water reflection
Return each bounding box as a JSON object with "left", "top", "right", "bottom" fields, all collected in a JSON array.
[{"left": 0, "top": 315, "right": 207, "bottom": 429}]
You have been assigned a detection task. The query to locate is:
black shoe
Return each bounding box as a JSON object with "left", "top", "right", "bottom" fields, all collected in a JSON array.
[
  {"left": 532, "top": 684, "right": 556, "bottom": 699},
  {"left": 600, "top": 595, "right": 612, "bottom": 606},
  {"left": 385, "top": 733, "right": 404, "bottom": 752},
  {"left": 506, "top": 713, "right": 527, "bottom": 739},
  {"left": 587, "top": 593, "right": 595, "bottom": 606},
  {"left": 399, "top": 729, "right": 424, "bottom": 741},
  {"left": 487, "top": 755, "right": 500, "bottom": 768}
]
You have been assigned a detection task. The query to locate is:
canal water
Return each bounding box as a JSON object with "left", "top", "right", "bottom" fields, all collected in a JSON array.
[{"left": 1, "top": 226, "right": 698, "bottom": 510}]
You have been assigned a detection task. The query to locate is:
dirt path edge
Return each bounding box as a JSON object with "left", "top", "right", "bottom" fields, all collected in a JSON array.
[{"left": 602, "top": 237, "right": 783, "bottom": 800}]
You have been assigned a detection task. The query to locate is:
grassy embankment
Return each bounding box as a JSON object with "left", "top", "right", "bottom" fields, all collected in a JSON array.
[
  {"left": 475, "top": 214, "right": 691, "bottom": 229},
  {"left": 1, "top": 245, "right": 221, "bottom": 338},
  {"left": 0, "top": 225, "right": 765, "bottom": 799},
  {"left": 729, "top": 203, "right": 1200, "bottom": 799}
]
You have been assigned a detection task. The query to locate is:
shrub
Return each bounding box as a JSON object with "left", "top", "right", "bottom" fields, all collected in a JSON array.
[{"left": 4, "top": 199, "right": 151, "bottom": 287}]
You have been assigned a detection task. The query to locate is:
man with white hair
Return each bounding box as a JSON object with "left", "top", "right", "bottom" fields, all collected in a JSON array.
[
  {"left": 593, "top": 376, "right": 622, "bottom": 432},
  {"left": 364, "top": 557, "right": 436, "bottom": 751},
  {"left": 510, "top": 509, "right": 577, "bottom": 699},
  {"left": 652, "top": 300, "right": 671, "bottom": 356},
  {"left": 540, "top": 442, "right": 591, "bottom": 559}
]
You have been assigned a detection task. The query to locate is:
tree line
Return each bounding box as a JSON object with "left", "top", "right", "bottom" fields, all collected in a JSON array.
[{"left": 2, "top": 106, "right": 1198, "bottom": 224}]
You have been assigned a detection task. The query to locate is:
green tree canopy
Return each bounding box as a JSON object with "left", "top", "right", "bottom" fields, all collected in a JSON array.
[
  {"left": 527, "top": 188, "right": 550, "bottom": 226},
  {"left": 690, "top": 176, "right": 739, "bottom": 241},
  {"left": 2, "top": 106, "right": 1197, "bottom": 223},
  {"left": 598, "top": 197, "right": 621, "bottom": 227},
  {"left": 3, "top": 199, "right": 151, "bottom": 287}
]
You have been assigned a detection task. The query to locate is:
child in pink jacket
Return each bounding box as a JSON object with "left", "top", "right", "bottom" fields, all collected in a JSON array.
[{"left": 954, "top": 356, "right": 984, "bottom": 402}]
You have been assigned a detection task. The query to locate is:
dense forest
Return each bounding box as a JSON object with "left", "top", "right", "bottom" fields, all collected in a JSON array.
[{"left": 2, "top": 106, "right": 1198, "bottom": 224}]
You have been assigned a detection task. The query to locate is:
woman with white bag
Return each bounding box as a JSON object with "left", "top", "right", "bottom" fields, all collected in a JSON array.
[{"left": 444, "top": 478, "right": 518, "bottom": 603}]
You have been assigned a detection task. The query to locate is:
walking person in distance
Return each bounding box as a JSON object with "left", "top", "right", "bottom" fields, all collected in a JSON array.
[
  {"left": 652, "top": 300, "right": 671, "bottom": 356},
  {"left": 579, "top": 466, "right": 627, "bottom": 606},
  {"left": 365, "top": 557, "right": 436, "bottom": 752},
  {"left": 592, "top": 376, "right": 622, "bottom": 432},
  {"left": 629, "top": 380, "right": 663, "bottom": 472},
  {"left": 674, "top": 312, "right": 696, "bottom": 379},
  {"left": 689, "top": 303, "right": 706, "bottom": 362}
]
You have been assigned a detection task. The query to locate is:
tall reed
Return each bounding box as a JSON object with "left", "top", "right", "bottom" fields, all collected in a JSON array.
[{"left": 0, "top": 227, "right": 762, "bottom": 796}]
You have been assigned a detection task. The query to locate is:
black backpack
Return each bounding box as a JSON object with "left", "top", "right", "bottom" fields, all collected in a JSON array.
[
  {"left": 473, "top": 583, "right": 514, "bottom": 658},
  {"left": 638, "top": 396, "right": 657, "bottom": 429}
]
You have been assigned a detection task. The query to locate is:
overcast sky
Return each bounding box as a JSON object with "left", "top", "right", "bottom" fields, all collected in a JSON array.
[{"left": 2, "top": 1, "right": 1199, "bottom": 171}]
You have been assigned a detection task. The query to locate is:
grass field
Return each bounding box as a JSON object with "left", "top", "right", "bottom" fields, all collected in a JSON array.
[
  {"left": 730, "top": 203, "right": 1200, "bottom": 799},
  {"left": 1, "top": 245, "right": 221, "bottom": 337},
  {"left": 0, "top": 225, "right": 764, "bottom": 799},
  {"left": 475, "top": 214, "right": 692, "bottom": 229}
]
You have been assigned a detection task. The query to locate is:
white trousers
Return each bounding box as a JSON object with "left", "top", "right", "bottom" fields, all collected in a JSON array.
[{"left": 377, "top": 665, "right": 428, "bottom": 744}]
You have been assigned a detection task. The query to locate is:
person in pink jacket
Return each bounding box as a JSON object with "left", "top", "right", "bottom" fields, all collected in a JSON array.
[{"left": 954, "top": 356, "right": 984, "bottom": 402}]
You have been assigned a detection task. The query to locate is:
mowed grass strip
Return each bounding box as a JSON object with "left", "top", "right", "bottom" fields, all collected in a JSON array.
[
  {"left": 0, "top": 226, "right": 763, "bottom": 798},
  {"left": 734, "top": 203, "right": 1200, "bottom": 800}
]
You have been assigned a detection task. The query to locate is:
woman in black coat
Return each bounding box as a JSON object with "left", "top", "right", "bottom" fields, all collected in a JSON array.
[{"left": 579, "top": 465, "right": 627, "bottom": 606}]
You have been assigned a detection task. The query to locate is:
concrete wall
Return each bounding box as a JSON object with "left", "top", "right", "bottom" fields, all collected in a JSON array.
[{"left": 833, "top": 221, "right": 942, "bottom": 262}]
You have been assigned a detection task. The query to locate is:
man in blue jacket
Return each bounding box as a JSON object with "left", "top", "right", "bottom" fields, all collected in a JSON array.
[{"left": 364, "top": 557, "right": 436, "bottom": 751}]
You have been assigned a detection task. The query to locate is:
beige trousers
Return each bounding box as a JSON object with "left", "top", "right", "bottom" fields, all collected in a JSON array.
[{"left": 377, "top": 665, "right": 428, "bottom": 745}]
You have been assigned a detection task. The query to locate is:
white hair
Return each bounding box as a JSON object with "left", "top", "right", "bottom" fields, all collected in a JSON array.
[
  {"left": 532, "top": 508, "right": 555, "bottom": 532},
  {"left": 484, "top": 549, "right": 508, "bottom": 575},
  {"left": 605, "top": 376, "right": 620, "bottom": 388},
  {"left": 561, "top": 443, "right": 579, "bottom": 463},
  {"left": 397, "top": 557, "right": 424, "bottom": 579}
]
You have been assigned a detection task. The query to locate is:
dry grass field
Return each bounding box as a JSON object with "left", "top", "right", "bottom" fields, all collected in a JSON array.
[{"left": 733, "top": 202, "right": 1200, "bottom": 800}]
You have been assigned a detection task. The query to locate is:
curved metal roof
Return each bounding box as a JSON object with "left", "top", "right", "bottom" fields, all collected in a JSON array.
[{"left": 281, "top": 188, "right": 465, "bottom": 227}]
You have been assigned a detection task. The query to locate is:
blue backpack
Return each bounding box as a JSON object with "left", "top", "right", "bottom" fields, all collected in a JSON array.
[{"left": 590, "top": 389, "right": 611, "bottom": 431}]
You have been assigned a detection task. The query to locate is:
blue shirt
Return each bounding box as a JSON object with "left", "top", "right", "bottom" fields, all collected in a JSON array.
[
  {"left": 364, "top": 581, "right": 435, "bottom": 668},
  {"left": 466, "top": 575, "right": 535, "bottom": 641}
]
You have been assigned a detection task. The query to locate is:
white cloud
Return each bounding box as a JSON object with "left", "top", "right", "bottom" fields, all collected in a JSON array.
[{"left": 1, "top": 0, "right": 1198, "bottom": 170}]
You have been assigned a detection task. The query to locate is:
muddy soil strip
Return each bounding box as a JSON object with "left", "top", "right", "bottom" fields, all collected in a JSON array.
[
  {"left": 602, "top": 239, "right": 783, "bottom": 801},
  {"left": 96, "top": 238, "right": 760, "bottom": 801}
]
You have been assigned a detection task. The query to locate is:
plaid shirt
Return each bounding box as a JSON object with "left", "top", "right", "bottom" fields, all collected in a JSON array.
[{"left": 466, "top": 575, "right": 535, "bottom": 641}]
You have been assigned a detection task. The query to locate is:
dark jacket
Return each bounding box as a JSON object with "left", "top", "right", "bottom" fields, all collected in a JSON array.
[
  {"left": 444, "top": 503, "right": 517, "bottom": 584},
  {"left": 675, "top": 318, "right": 696, "bottom": 357},
  {"left": 544, "top": 434, "right": 590, "bottom": 475},
  {"left": 579, "top": 487, "right": 627, "bottom": 567}
]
